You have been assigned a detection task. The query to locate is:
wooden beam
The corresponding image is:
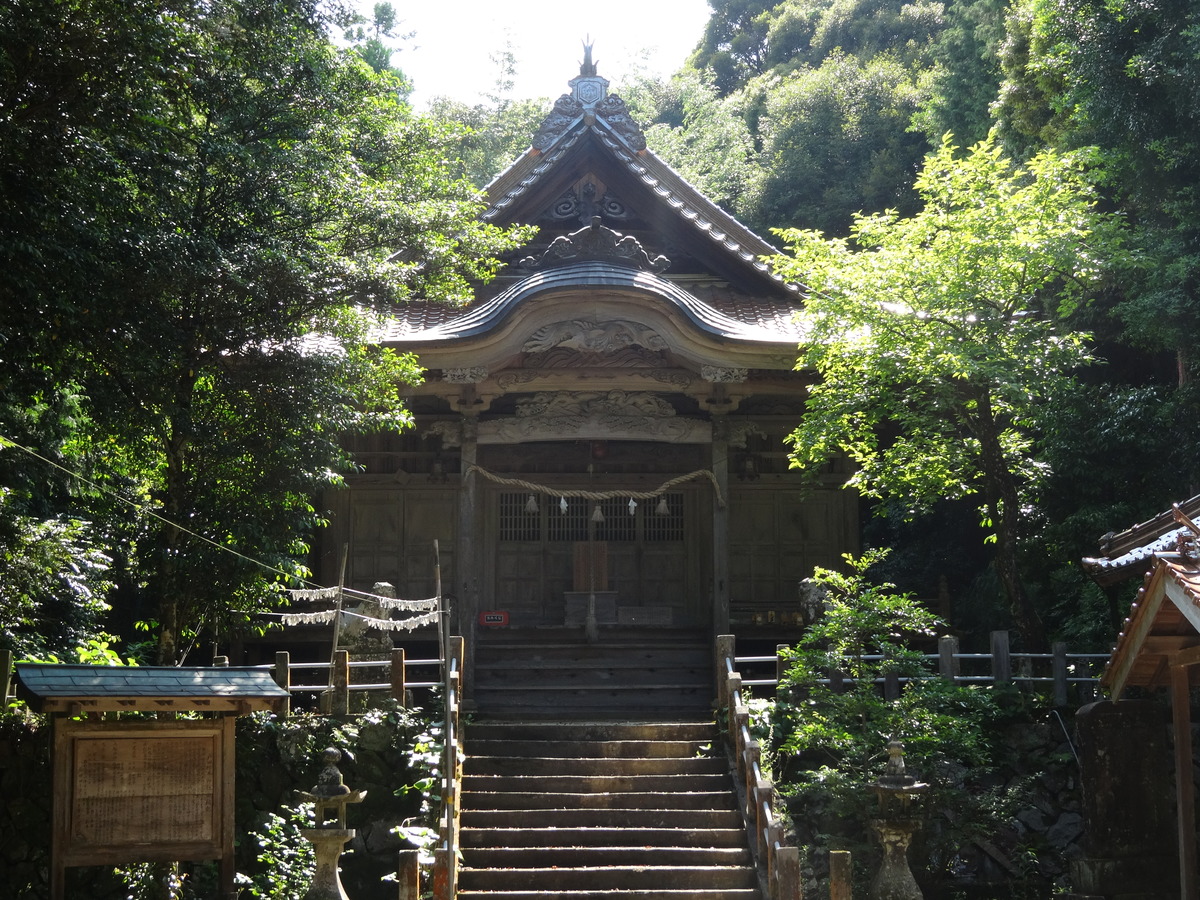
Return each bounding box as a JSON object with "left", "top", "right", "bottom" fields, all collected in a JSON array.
[
  {"left": 1142, "top": 636, "right": 1200, "bottom": 654},
  {"left": 1107, "top": 576, "right": 1167, "bottom": 698},
  {"left": 1171, "top": 663, "right": 1198, "bottom": 900},
  {"left": 1165, "top": 576, "right": 1200, "bottom": 635},
  {"left": 1172, "top": 645, "right": 1200, "bottom": 670}
]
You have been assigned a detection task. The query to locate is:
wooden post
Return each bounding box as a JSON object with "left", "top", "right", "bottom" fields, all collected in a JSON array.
[
  {"left": 716, "top": 634, "right": 735, "bottom": 711},
  {"left": 274, "top": 651, "right": 291, "bottom": 718},
  {"left": 432, "top": 847, "right": 450, "bottom": 900},
  {"left": 396, "top": 849, "right": 420, "bottom": 900},
  {"left": 990, "top": 630, "right": 1011, "bottom": 683},
  {"left": 776, "top": 844, "right": 801, "bottom": 900},
  {"left": 1171, "top": 663, "right": 1198, "bottom": 900},
  {"left": 332, "top": 649, "right": 350, "bottom": 716},
  {"left": 391, "top": 647, "right": 407, "bottom": 707},
  {"left": 830, "top": 849, "right": 853, "bottom": 900},
  {"left": 1051, "top": 642, "right": 1069, "bottom": 708},
  {"left": 711, "top": 416, "right": 731, "bottom": 635},
  {"left": 829, "top": 669, "right": 845, "bottom": 695},
  {"left": 1, "top": 649, "right": 12, "bottom": 705},
  {"left": 883, "top": 669, "right": 900, "bottom": 702},
  {"left": 938, "top": 635, "right": 959, "bottom": 682}
]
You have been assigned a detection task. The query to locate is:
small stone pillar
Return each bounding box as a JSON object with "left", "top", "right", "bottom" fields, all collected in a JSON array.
[
  {"left": 296, "top": 748, "right": 367, "bottom": 900},
  {"left": 1069, "top": 700, "right": 1178, "bottom": 899}
]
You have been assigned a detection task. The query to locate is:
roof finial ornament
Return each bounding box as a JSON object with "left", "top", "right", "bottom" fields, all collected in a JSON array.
[{"left": 580, "top": 38, "right": 598, "bottom": 77}]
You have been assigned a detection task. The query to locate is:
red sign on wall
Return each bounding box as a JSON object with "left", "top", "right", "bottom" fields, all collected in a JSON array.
[{"left": 478, "top": 611, "right": 509, "bottom": 627}]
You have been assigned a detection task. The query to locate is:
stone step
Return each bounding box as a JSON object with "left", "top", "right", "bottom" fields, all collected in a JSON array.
[
  {"left": 467, "top": 721, "right": 718, "bottom": 742},
  {"left": 465, "top": 755, "right": 726, "bottom": 777},
  {"left": 475, "top": 646, "right": 709, "bottom": 666},
  {"left": 461, "top": 790, "right": 738, "bottom": 811},
  {"left": 460, "top": 807, "right": 745, "bottom": 830},
  {"left": 467, "top": 739, "right": 711, "bottom": 759},
  {"left": 462, "top": 773, "right": 733, "bottom": 793},
  {"left": 458, "top": 891, "right": 761, "bottom": 900},
  {"left": 462, "top": 846, "right": 754, "bottom": 869},
  {"left": 457, "top": 865, "right": 759, "bottom": 892},
  {"left": 459, "top": 826, "right": 749, "bottom": 849},
  {"left": 472, "top": 703, "right": 712, "bottom": 721}
]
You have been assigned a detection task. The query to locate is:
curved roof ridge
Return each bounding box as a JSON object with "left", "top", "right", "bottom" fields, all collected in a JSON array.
[{"left": 380, "top": 262, "right": 802, "bottom": 346}]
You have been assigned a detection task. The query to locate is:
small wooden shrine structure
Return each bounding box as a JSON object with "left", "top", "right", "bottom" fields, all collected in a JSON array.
[
  {"left": 16, "top": 663, "right": 289, "bottom": 900},
  {"left": 1095, "top": 504, "right": 1200, "bottom": 899}
]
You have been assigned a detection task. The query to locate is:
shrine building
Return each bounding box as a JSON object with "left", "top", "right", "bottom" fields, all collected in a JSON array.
[{"left": 312, "top": 54, "right": 860, "bottom": 688}]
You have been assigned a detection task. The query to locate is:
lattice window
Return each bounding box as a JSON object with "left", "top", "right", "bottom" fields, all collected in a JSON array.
[
  {"left": 644, "top": 492, "right": 684, "bottom": 542},
  {"left": 548, "top": 497, "right": 588, "bottom": 542},
  {"left": 594, "top": 497, "right": 636, "bottom": 542},
  {"left": 499, "top": 493, "right": 540, "bottom": 542}
]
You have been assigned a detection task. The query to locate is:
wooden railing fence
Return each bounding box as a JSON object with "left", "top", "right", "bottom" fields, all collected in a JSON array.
[
  {"left": 433, "top": 636, "right": 463, "bottom": 900},
  {"left": 213, "top": 648, "right": 444, "bottom": 717},
  {"left": 717, "top": 634, "right": 801, "bottom": 900},
  {"left": 735, "top": 631, "right": 1108, "bottom": 706}
]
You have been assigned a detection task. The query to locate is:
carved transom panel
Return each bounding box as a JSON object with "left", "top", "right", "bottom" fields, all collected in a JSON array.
[{"left": 523, "top": 318, "right": 668, "bottom": 355}]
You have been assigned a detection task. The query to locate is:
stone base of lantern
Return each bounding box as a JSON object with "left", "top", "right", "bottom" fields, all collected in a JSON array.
[
  {"left": 301, "top": 827, "right": 355, "bottom": 900},
  {"left": 869, "top": 818, "right": 923, "bottom": 900}
]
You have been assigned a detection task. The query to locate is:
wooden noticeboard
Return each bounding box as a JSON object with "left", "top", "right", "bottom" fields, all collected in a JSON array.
[{"left": 52, "top": 717, "right": 235, "bottom": 898}]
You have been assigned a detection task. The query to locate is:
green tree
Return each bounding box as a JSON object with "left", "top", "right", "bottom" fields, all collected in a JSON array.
[
  {"left": 743, "top": 52, "right": 927, "bottom": 235},
  {"left": 691, "top": 0, "right": 778, "bottom": 94},
  {"left": 427, "top": 46, "right": 550, "bottom": 189},
  {"left": 770, "top": 135, "right": 1122, "bottom": 646},
  {"left": 0, "top": 0, "right": 529, "bottom": 663},
  {"left": 620, "top": 69, "right": 759, "bottom": 212},
  {"left": 342, "top": 1, "right": 411, "bottom": 77}
]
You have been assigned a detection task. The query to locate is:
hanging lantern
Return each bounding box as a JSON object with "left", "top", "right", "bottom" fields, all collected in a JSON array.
[
  {"left": 591, "top": 504, "right": 606, "bottom": 524},
  {"left": 628, "top": 497, "right": 637, "bottom": 516},
  {"left": 655, "top": 496, "right": 670, "bottom": 516},
  {"left": 559, "top": 496, "right": 568, "bottom": 515},
  {"left": 525, "top": 494, "right": 539, "bottom": 515}
]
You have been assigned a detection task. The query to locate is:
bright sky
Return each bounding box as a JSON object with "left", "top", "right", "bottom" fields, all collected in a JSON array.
[{"left": 385, "top": 1, "right": 713, "bottom": 107}]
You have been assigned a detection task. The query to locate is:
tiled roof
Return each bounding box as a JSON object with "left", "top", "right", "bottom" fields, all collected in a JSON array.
[
  {"left": 1081, "top": 494, "right": 1200, "bottom": 586},
  {"left": 1102, "top": 555, "right": 1200, "bottom": 696},
  {"left": 15, "top": 664, "right": 288, "bottom": 713},
  {"left": 486, "top": 122, "right": 794, "bottom": 294},
  {"left": 378, "top": 262, "right": 804, "bottom": 348}
]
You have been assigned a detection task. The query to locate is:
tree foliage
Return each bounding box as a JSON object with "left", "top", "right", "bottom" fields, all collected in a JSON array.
[
  {"left": 0, "top": 0, "right": 528, "bottom": 662},
  {"left": 771, "top": 135, "right": 1123, "bottom": 644}
]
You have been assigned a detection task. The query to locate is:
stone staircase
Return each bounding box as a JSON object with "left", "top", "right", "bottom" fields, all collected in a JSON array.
[
  {"left": 457, "top": 719, "right": 762, "bottom": 900},
  {"left": 471, "top": 628, "right": 712, "bottom": 720}
]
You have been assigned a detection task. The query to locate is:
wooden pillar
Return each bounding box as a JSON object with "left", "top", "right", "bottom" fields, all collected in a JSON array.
[
  {"left": 938, "top": 635, "right": 959, "bottom": 682},
  {"left": 1170, "top": 663, "right": 1197, "bottom": 900},
  {"left": 830, "top": 848, "right": 853, "bottom": 900},
  {"left": 2, "top": 649, "right": 14, "bottom": 705},
  {"left": 396, "top": 849, "right": 420, "bottom": 900},
  {"left": 990, "top": 630, "right": 1011, "bottom": 683},
  {"left": 456, "top": 415, "right": 480, "bottom": 695},
  {"left": 711, "top": 416, "right": 730, "bottom": 636},
  {"left": 274, "top": 651, "right": 291, "bottom": 718},
  {"left": 332, "top": 650, "right": 350, "bottom": 716},
  {"left": 391, "top": 647, "right": 407, "bottom": 708}
]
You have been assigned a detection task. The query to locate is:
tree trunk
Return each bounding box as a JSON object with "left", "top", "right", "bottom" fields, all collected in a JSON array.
[{"left": 971, "top": 392, "right": 1046, "bottom": 649}]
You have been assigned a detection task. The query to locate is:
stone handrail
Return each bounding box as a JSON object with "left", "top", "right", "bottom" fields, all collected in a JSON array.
[{"left": 716, "top": 634, "right": 801, "bottom": 900}]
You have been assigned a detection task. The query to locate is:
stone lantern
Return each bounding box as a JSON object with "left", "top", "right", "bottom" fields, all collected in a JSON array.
[
  {"left": 869, "top": 739, "right": 929, "bottom": 900},
  {"left": 296, "top": 747, "right": 367, "bottom": 900}
]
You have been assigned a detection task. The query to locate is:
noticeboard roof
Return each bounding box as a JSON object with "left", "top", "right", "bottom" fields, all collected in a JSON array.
[{"left": 15, "top": 663, "right": 289, "bottom": 714}]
